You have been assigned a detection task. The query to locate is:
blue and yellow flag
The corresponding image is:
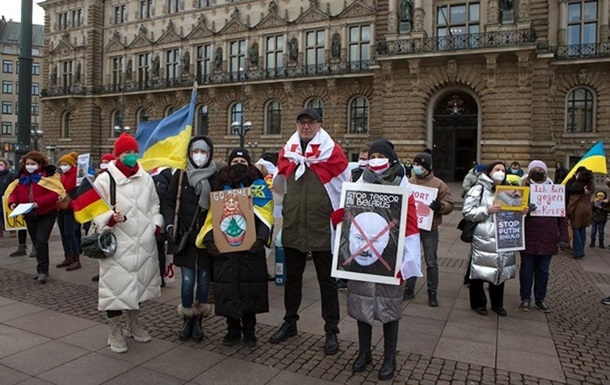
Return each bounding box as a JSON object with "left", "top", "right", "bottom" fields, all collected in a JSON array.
[
  {"left": 136, "top": 87, "right": 197, "bottom": 171},
  {"left": 562, "top": 141, "right": 607, "bottom": 184}
]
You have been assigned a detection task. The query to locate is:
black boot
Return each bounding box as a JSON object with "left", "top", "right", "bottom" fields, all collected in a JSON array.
[
  {"left": 353, "top": 321, "right": 372, "bottom": 373},
  {"left": 191, "top": 315, "right": 203, "bottom": 342},
  {"left": 223, "top": 317, "right": 241, "bottom": 346},
  {"left": 177, "top": 305, "right": 194, "bottom": 341},
  {"left": 379, "top": 321, "right": 398, "bottom": 381},
  {"left": 242, "top": 313, "right": 257, "bottom": 347}
]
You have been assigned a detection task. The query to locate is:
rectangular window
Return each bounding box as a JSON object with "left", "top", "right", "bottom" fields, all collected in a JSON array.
[
  {"left": 199, "top": 0, "right": 215, "bottom": 6},
  {"left": 165, "top": 49, "right": 180, "bottom": 83},
  {"left": 348, "top": 25, "right": 371, "bottom": 70},
  {"left": 196, "top": 44, "right": 212, "bottom": 83},
  {"left": 138, "top": 53, "right": 150, "bottom": 87},
  {"left": 140, "top": 0, "right": 152, "bottom": 19},
  {"left": 2, "top": 81, "right": 12, "bottom": 94},
  {"left": 58, "top": 11, "right": 69, "bottom": 30},
  {"left": 32, "top": 63, "right": 40, "bottom": 75},
  {"left": 2, "top": 101, "right": 12, "bottom": 114},
  {"left": 1, "top": 122, "right": 10, "bottom": 135},
  {"left": 229, "top": 39, "right": 246, "bottom": 80},
  {"left": 32, "top": 83, "right": 40, "bottom": 95},
  {"left": 62, "top": 60, "right": 73, "bottom": 87},
  {"left": 2, "top": 60, "right": 12, "bottom": 73},
  {"left": 567, "top": 0, "right": 598, "bottom": 46},
  {"left": 436, "top": 2, "right": 480, "bottom": 49},
  {"left": 114, "top": 5, "right": 127, "bottom": 24},
  {"left": 265, "top": 35, "right": 284, "bottom": 77},
  {"left": 305, "top": 30, "right": 325, "bottom": 73},
  {"left": 71, "top": 9, "right": 82, "bottom": 27},
  {"left": 112, "top": 57, "right": 123, "bottom": 87},
  {"left": 168, "top": 0, "right": 181, "bottom": 13}
]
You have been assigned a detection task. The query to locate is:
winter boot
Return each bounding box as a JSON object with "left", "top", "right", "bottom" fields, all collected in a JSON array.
[
  {"left": 9, "top": 244, "right": 26, "bottom": 257},
  {"left": 66, "top": 254, "right": 82, "bottom": 271},
  {"left": 124, "top": 310, "right": 151, "bottom": 342},
  {"left": 352, "top": 321, "right": 372, "bottom": 373},
  {"left": 379, "top": 321, "right": 398, "bottom": 381},
  {"left": 428, "top": 290, "right": 439, "bottom": 307},
  {"left": 223, "top": 317, "right": 242, "bottom": 346},
  {"left": 177, "top": 305, "right": 194, "bottom": 341},
  {"left": 29, "top": 247, "right": 37, "bottom": 258},
  {"left": 242, "top": 313, "right": 257, "bottom": 347},
  {"left": 56, "top": 254, "right": 72, "bottom": 268},
  {"left": 191, "top": 302, "right": 209, "bottom": 342},
  {"left": 107, "top": 315, "right": 128, "bottom": 353}
]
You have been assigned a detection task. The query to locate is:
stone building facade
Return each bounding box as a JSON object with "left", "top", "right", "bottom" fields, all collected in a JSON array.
[
  {"left": 39, "top": 0, "right": 610, "bottom": 181},
  {"left": 0, "top": 17, "right": 44, "bottom": 160}
]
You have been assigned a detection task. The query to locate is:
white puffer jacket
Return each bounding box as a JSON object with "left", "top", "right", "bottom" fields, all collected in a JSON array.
[
  {"left": 93, "top": 162, "right": 164, "bottom": 311},
  {"left": 462, "top": 174, "right": 516, "bottom": 286}
]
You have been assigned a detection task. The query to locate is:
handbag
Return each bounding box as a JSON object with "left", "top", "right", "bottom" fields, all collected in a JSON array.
[
  {"left": 457, "top": 184, "right": 484, "bottom": 243},
  {"left": 82, "top": 174, "right": 116, "bottom": 259},
  {"left": 174, "top": 210, "right": 199, "bottom": 256}
]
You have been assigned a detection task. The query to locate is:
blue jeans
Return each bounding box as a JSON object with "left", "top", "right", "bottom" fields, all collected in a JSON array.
[
  {"left": 57, "top": 210, "right": 81, "bottom": 256},
  {"left": 180, "top": 267, "right": 210, "bottom": 308},
  {"left": 572, "top": 227, "right": 586, "bottom": 258},
  {"left": 406, "top": 228, "right": 439, "bottom": 292},
  {"left": 591, "top": 221, "right": 606, "bottom": 245},
  {"left": 519, "top": 253, "right": 552, "bottom": 302}
]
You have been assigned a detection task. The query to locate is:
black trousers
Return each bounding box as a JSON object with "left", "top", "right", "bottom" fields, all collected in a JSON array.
[
  {"left": 283, "top": 248, "right": 339, "bottom": 333},
  {"left": 25, "top": 211, "right": 57, "bottom": 275},
  {"left": 469, "top": 279, "right": 505, "bottom": 309}
]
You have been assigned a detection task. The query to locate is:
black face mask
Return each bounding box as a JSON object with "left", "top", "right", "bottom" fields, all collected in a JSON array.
[
  {"left": 231, "top": 163, "right": 248, "bottom": 176},
  {"left": 530, "top": 171, "right": 545, "bottom": 182}
]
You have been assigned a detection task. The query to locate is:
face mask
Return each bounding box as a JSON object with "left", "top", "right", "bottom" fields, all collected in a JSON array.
[
  {"left": 510, "top": 168, "right": 519, "bottom": 174},
  {"left": 358, "top": 159, "right": 368, "bottom": 169},
  {"left": 231, "top": 163, "right": 248, "bottom": 176},
  {"left": 412, "top": 165, "right": 425, "bottom": 176},
  {"left": 368, "top": 158, "right": 389, "bottom": 174},
  {"left": 121, "top": 154, "right": 138, "bottom": 168},
  {"left": 99, "top": 163, "right": 109, "bottom": 170},
  {"left": 25, "top": 164, "right": 38, "bottom": 174},
  {"left": 530, "top": 171, "right": 545, "bottom": 183},
  {"left": 60, "top": 165, "right": 71, "bottom": 174},
  {"left": 192, "top": 153, "right": 208, "bottom": 168},
  {"left": 0, "top": 165, "right": 5, "bottom": 172},
  {"left": 491, "top": 171, "right": 505, "bottom": 183}
]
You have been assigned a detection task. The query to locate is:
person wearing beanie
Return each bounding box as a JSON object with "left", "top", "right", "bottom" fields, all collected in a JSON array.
[
  {"left": 405, "top": 153, "right": 454, "bottom": 307},
  {"left": 56, "top": 151, "right": 82, "bottom": 272},
  {"left": 197, "top": 146, "right": 273, "bottom": 348},
  {"left": 519, "top": 160, "right": 569, "bottom": 313},
  {"left": 164, "top": 136, "right": 216, "bottom": 343},
  {"left": 91, "top": 133, "right": 164, "bottom": 354}
]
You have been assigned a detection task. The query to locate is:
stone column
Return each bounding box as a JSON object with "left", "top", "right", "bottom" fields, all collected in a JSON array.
[
  {"left": 601, "top": 0, "right": 609, "bottom": 42},
  {"left": 412, "top": 0, "right": 425, "bottom": 36},
  {"left": 388, "top": 0, "right": 398, "bottom": 34},
  {"left": 558, "top": 0, "right": 568, "bottom": 46},
  {"left": 487, "top": 0, "right": 499, "bottom": 24}
]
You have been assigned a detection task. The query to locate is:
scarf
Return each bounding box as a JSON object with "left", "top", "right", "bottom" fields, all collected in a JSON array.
[
  {"left": 19, "top": 173, "right": 42, "bottom": 184},
  {"left": 115, "top": 159, "right": 140, "bottom": 177},
  {"left": 186, "top": 160, "right": 216, "bottom": 210}
]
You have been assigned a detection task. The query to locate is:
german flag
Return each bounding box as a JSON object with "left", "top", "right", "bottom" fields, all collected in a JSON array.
[{"left": 72, "top": 176, "right": 111, "bottom": 224}]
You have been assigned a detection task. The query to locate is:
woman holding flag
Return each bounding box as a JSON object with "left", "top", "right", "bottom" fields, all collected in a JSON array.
[{"left": 197, "top": 148, "right": 274, "bottom": 347}]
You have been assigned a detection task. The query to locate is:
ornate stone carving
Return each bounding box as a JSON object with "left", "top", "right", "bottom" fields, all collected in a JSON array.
[
  {"left": 578, "top": 69, "right": 588, "bottom": 84},
  {"left": 249, "top": 43, "right": 259, "bottom": 67},
  {"left": 413, "top": 8, "right": 425, "bottom": 32},
  {"left": 447, "top": 59, "right": 458, "bottom": 82},
  {"left": 408, "top": 59, "right": 420, "bottom": 90},
  {"left": 487, "top": 0, "right": 499, "bottom": 24},
  {"left": 516, "top": 51, "right": 530, "bottom": 89},
  {"left": 485, "top": 53, "right": 498, "bottom": 90},
  {"left": 331, "top": 33, "right": 341, "bottom": 59}
]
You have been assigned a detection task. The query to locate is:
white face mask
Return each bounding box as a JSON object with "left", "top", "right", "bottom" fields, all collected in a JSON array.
[
  {"left": 25, "top": 164, "right": 38, "bottom": 174},
  {"left": 99, "top": 163, "right": 109, "bottom": 170},
  {"left": 491, "top": 171, "right": 505, "bottom": 183},
  {"left": 59, "top": 165, "right": 71, "bottom": 173},
  {"left": 192, "top": 153, "right": 208, "bottom": 167},
  {"left": 368, "top": 158, "right": 390, "bottom": 174},
  {"left": 358, "top": 159, "right": 369, "bottom": 168}
]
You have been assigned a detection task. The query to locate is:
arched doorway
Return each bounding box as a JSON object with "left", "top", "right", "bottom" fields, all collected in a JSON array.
[{"left": 431, "top": 91, "right": 478, "bottom": 182}]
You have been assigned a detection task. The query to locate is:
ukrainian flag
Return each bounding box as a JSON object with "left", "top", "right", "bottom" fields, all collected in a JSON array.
[
  {"left": 136, "top": 86, "right": 197, "bottom": 171},
  {"left": 562, "top": 141, "right": 607, "bottom": 184}
]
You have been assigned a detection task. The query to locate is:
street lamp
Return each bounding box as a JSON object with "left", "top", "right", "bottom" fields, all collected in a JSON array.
[
  {"left": 247, "top": 140, "right": 258, "bottom": 159},
  {"left": 45, "top": 144, "right": 57, "bottom": 164},
  {"left": 113, "top": 125, "right": 131, "bottom": 135},
  {"left": 231, "top": 67, "right": 252, "bottom": 148},
  {"left": 30, "top": 129, "right": 43, "bottom": 150}
]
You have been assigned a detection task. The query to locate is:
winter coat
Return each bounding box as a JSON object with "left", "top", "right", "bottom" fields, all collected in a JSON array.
[
  {"left": 8, "top": 166, "right": 62, "bottom": 216},
  {"left": 591, "top": 200, "right": 610, "bottom": 223},
  {"left": 164, "top": 169, "right": 213, "bottom": 270},
  {"left": 93, "top": 161, "right": 163, "bottom": 311},
  {"left": 461, "top": 168, "right": 479, "bottom": 198},
  {"left": 59, "top": 166, "right": 77, "bottom": 211},
  {"left": 152, "top": 167, "right": 173, "bottom": 242},
  {"left": 566, "top": 178, "right": 594, "bottom": 228},
  {"left": 0, "top": 169, "right": 15, "bottom": 219},
  {"left": 409, "top": 171, "right": 454, "bottom": 229},
  {"left": 462, "top": 174, "right": 516, "bottom": 285},
  {"left": 282, "top": 167, "right": 334, "bottom": 252}
]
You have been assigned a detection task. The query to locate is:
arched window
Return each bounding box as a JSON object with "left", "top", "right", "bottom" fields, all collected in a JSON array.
[
  {"left": 137, "top": 108, "right": 149, "bottom": 123},
  {"left": 306, "top": 98, "right": 324, "bottom": 123},
  {"left": 229, "top": 102, "right": 243, "bottom": 134},
  {"left": 349, "top": 96, "right": 369, "bottom": 134},
  {"left": 566, "top": 87, "right": 594, "bottom": 132},
  {"left": 112, "top": 110, "right": 123, "bottom": 138},
  {"left": 197, "top": 105, "right": 209, "bottom": 136},
  {"left": 61, "top": 111, "right": 71, "bottom": 138},
  {"left": 265, "top": 101, "right": 281, "bottom": 135}
]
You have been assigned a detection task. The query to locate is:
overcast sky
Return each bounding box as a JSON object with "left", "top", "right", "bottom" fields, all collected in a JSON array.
[{"left": 2, "top": 2, "right": 45, "bottom": 26}]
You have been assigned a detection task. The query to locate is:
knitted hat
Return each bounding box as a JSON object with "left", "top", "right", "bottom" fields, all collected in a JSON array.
[
  {"left": 296, "top": 108, "right": 321, "bottom": 123},
  {"left": 413, "top": 152, "right": 433, "bottom": 171},
  {"left": 527, "top": 160, "right": 547, "bottom": 173},
  {"left": 0, "top": 157, "right": 9, "bottom": 168},
  {"left": 58, "top": 151, "right": 78, "bottom": 166},
  {"left": 228, "top": 147, "right": 251, "bottom": 165},
  {"left": 100, "top": 153, "right": 116, "bottom": 163},
  {"left": 113, "top": 133, "right": 139, "bottom": 156},
  {"left": 191, "top": 139, "right": 210, "bottom": 153},
  {"left": 368, "top": 139, "right": 398, "bottom": 164}
]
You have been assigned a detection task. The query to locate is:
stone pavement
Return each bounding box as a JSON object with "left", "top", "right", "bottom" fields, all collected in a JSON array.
[{"left": 1, "top": 183, "right": 610, "bottom": 384}]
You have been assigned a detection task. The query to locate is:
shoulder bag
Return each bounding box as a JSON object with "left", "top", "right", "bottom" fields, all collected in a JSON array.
[
  {"left": 457, "top": 185, "right": 484, "bottom": 243},
  {"left": 174, "top": 209, "right": 199, "bottom": 256}
]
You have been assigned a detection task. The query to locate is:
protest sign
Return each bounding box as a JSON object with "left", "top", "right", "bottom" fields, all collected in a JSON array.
[
  {"left": 76, "top": 153, "right": 90, "bottom": 186},
  {"left": 2, "top": 196, "right": 26, "bottom": 231},
  {"left": 410, "top": 185, "right": 438, "bottom": 231},
  {"left": 494, "top": 185, "right": 529, "bottom": 211},
  {"left": 332, "top": 182, "right": 408, "bottom": 285},
  {"left": 494, "top": 211, "right": 525, "bottom": 252},
  {"left": 529, "top": 184, "right": 566, "bottom": 217},
  {"left": 209, "top": 187, "right": 256, "bottom": 253}
]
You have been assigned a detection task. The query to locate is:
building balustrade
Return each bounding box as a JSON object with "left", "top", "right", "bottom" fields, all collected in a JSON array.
[{"left": 555, "top": 43, "right": 610, "bottom": 59}]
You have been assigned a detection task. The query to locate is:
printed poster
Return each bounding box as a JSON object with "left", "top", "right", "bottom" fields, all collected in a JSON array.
[
  {"left": 76, "top": 153, "right": 90, "bottom": 186},
  {"left": 529, "top": 184, "right": 566, "bottom": 217},
  {"left": 494, "top": 211, "right": 525, "bottom": 252},
  {"left": 493, "top": 185, "right": 530, "bottom": 211},
  {"left": 410, "top": 185, "right": 438, "bottom": 231},
  {"left": 332, "top": 182, "right": 408, "bottom": 285},
  {"left": 209, "top": 187, "right": 256, "bottom": 253},
  {"left": 2, "top": 196, "right": 27, "bottom": 231}
]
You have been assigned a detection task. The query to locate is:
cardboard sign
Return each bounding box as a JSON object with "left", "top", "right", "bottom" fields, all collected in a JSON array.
[
  {"left": 2, "top": 196, "right": 27, "bottom": 231},
  {"left": 494, "top": 211, "right": 525, "bottom": 252},
  {"left": 210, "top": 187, "right": 256, "bottom": 253},
  {"left": 493, "top": 185, "right": 530, "bottom": 211},
  {"left": 529, "top": 184, "right": 566, "bottom": 217},
  {"left": 410, "top": 185, "right": 438, "bottom": 231},
  {"left": 76, "top": 153, "right": 90, "bottom": 186},
  {"left": 332, "top": 182, "right": 408, "bottom": 286}
]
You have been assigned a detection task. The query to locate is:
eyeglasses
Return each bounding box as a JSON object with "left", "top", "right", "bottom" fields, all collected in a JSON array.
[{"left": 297, "top": 120, "right": 318, "bottom": 127}]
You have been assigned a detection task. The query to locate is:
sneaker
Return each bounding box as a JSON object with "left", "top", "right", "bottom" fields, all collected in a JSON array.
[
  {"left": 403, "top": 287, "right": 415, "bottom": 301},
  {"left": 601, "top": 297, "right": 610, "bottom": 305},
  {"left": 518, "top": 300, "right": 531, "bottom": 312},
  {"left": 535, "top": 301, "right": 551, "bottom": 313}
]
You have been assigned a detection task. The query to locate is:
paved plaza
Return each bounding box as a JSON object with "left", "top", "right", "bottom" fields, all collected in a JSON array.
[{"left": 1, "top": 183, "right": 610, "bottom": 384}]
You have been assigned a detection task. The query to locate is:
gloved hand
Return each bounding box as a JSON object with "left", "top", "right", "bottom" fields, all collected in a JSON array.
[
  {"left": 204, "top": 241, "right": 222, "bottom": 259},
  {"left": 429, "top": 199, "right": 442, "bottom": 212},
  {"left": 249, "top": 239, "right": 265, "bottom": 255},
  {"left": 331, "top": 208, "right": 346, "bottom": 228}
]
